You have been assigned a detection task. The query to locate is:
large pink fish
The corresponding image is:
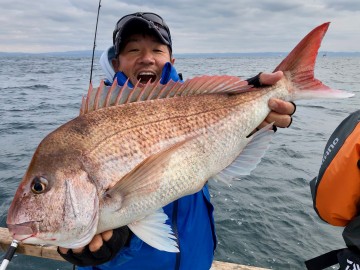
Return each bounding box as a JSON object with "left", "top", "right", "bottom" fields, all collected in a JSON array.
[{"left": 6, "top": 22, "right": 353, "bottom": 252}]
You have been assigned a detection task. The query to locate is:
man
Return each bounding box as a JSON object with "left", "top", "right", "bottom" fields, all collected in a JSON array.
[{"left": 58, "top": 12, "right": 295, "bottom": 269}]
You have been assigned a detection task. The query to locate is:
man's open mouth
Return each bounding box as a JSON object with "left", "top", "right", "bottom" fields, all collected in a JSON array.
[{"left": 137, "top": 72, "right": 157, "bottom": 84}]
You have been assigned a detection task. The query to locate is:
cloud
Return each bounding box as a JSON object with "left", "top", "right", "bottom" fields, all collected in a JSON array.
[{"left": 0, "top": 0, "right": 359, "bottom": 53}]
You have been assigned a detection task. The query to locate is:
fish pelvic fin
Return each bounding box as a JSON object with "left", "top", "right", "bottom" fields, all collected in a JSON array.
[
  {"left": 128, "top": 209, "right": 179, "bottom": 252},
  {"left": 213, "top": 123, "right": 275, "bottom": 184},
  {"left": 80, "top": 75, "right": 251, "bottom": 115},
  {"left": 274, "top": 22, "right": 354, "bottom": 100}
]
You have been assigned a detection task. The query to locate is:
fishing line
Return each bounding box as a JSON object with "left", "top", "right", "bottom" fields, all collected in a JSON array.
[
  {"left": 0, "top": 240, "right": 18, "bottom": 270},
  {"left": 89, "top": 0, "right": 102, "bottom": 86}
]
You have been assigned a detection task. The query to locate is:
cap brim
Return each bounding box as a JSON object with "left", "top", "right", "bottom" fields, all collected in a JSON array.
[{"left": 119, "top": 17, "right": 171, "bottom": 47}]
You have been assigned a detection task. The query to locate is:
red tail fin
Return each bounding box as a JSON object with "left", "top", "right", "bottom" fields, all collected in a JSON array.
[
  {"left": 274, "top": 22, "right": 353, "bottom": 100},
  {"left": 274, "top": 22, "right": 330, "bottom": 73}
]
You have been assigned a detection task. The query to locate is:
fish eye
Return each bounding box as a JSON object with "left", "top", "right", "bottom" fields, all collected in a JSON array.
[{"left": 31, "top": 176, "right": 48, "bottom": 194}]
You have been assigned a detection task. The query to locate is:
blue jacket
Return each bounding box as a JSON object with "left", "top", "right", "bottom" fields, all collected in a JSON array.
[{"left": 80, "top": 63, "right": 216, "bottom": 270}]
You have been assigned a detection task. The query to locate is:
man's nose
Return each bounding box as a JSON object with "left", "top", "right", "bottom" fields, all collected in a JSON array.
[{"left": 139, "top": 50, "right": 155, "bottom": 64}]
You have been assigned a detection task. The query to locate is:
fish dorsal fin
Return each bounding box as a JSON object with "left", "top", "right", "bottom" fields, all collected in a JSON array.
[
  {"left": 79, "top": 75, "right": 251, "bottom": 115},
  {"left": 213, "top": 123, "right": 275, "bottom": 184},
  {"left": 128, "top": 209, "right": 179, "bottom": 252}
]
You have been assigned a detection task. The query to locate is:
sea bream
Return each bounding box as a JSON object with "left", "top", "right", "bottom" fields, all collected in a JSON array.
[{"left": 6, "top": 22, "right": 353, "bottom": 252}]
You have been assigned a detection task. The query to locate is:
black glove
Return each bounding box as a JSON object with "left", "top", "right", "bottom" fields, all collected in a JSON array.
[
  {"left": 245, "top": 72, "right": 262, "bottom": 87},
  {"left": 338, "top": 248, "right": 360, "bottom": 270},
  {"left": 57, "top": 226, "right": 131, "bottom": 267}
]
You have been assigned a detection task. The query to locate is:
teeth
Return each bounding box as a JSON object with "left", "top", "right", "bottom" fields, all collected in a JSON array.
[
  {"left": 137, "top": 72, "right": 157, "bottom": 83},
  {"left": 139, "top": 72, "right": 155, "bottom": 76}
]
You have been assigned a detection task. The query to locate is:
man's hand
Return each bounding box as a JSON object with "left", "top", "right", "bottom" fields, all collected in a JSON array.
[
  {"left": 57, "top": 227, "right": 131, "bottom": 267},
  {"left": 248, "top": 71, "right": 296, "bottom": 130}
]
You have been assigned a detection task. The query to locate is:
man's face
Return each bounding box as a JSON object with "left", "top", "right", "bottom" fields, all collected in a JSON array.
[{"left": 113, "top": 34, "right": 174, "bottom": 86}]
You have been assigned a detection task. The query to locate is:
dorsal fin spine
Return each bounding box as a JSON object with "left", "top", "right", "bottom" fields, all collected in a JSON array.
[
  {"left": 114, "top": 81, "right": 129, "bottom": 105},
  {"left": 165, "top": 81, "right": 180, "bottom": 98},
  {"left": 85, "top": 83, "right": 94, "bottom": 114},
  {"left": 94, "top": 80, "right": 105, "bottom": 111},
  {"left": 170, "top": 83, "right": 184, "bottom": 97},
  {"left": 147, "top": 80, "right": 162, "bottom": 100},
  {"left": 144, "top": 81, "right": 159, "bottom": 100},
  {"left": 158, "top": 82, "right": 174, "bottom": 99},
  {"left": 136, "top": 80, "right": 152, "bottom": 102},
  {"left": 80, "top": 95, "right": 86, "bottom": 116},
  {"left": 104, "top": 78, "right": 118, "bottom": 107},
  {"left": 127, "top": 81, "right": 140, "bottom": 103},
  {"left": 195, "top": 76, "right": 214, "bottom": 94},
  {"left": 178, "top": 79, "right": 192, "bottom": 96}
]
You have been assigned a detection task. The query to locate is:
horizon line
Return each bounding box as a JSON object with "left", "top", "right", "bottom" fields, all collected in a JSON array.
[{"left": 1, "top": 50, "right": 359, "bottom": 56}]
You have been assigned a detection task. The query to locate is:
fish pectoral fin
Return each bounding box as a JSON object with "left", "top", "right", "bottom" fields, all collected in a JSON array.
[
  {"left": 107, "top": 138, "right": 191, "bottom": 200},
  {"left": 214, "top": 123, "right": 275, "bottom": 183},
  {"left": 128, "top": 209, "right": 179, "bottom": 252}
]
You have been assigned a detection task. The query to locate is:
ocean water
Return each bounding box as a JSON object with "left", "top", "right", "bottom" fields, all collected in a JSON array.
[{"left": 0, "top": 55, "right": 359, "bottom": 270}]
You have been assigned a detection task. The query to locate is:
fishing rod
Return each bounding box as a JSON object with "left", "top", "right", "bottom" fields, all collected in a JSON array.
[
  {"left": 89, "top": 0, "right": 102, "bottom": 86},
  {"left": 0, "top": 240, "right": 18, "bottom": 270}
]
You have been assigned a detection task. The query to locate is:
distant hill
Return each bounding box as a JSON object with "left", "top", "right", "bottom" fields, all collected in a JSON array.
[
  {"left": 0, "top": 50, "right": 102, "bottom": 57},
  {"left": 0, "top": 50, "right": 359, "bottom": 58},
  {"left": 175, "top": 51, "right": 360, "bottom": 58}
]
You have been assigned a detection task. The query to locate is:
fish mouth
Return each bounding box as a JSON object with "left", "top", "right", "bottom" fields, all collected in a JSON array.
[
  {"left": 8, "top": 222, "right": 57, "bottom": 244},
  {"left": 7, "top": 222, "right": 38, "bottom": 241},
  {"left": 137, "top": 71, "right": 157, "bottom": 84}
]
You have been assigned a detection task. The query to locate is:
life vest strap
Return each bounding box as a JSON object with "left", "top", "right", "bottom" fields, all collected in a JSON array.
[{"left": 305, "top": 248, "right": 346, "bottom": 270}]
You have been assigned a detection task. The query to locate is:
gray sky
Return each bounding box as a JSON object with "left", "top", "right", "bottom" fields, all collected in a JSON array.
[{"left": 0, "top": 0, "right": 359, "bottom": 54}]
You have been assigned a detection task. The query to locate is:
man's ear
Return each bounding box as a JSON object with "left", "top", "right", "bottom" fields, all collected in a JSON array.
[
  {"left": 112, "top": 58, "right": 120, "bottom": 72},
  {"left": 171, "top": 58, "right": 175, "bottom": 65}
]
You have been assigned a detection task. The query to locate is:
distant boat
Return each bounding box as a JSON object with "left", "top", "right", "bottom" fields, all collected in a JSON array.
[{"left": 323, "top": 52, "right": 327, "bottom": 57}]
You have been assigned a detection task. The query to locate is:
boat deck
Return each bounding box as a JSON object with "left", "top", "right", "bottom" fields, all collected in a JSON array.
[{"left": 0, "top": 227, "right": 268, "bottom": 269}]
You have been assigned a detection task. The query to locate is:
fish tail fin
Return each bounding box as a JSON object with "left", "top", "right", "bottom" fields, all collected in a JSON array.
[{"left": 274, "top": 22, "right": 353, "bottom": 100}]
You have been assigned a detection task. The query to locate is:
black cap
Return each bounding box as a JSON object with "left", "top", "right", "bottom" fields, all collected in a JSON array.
[{"left": 113, "top": 12, "right": 172, "bottom": 57}]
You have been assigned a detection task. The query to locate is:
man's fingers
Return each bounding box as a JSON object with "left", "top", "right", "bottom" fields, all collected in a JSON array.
[
  {"left": 268, "top": 98, "right": 296, "bottom": 115},
  {"left": 58, "top": 247, "right": 69, "bottom": 255},
  {"left": 259, "top": 71, "right": 283, "bottom": 85},
  {"left": 72, "top": 247, "right": 85, "bottom": 254},
  {"left": 89, "top": 234, "right": 104, "bottom": 252},
  {"left": 101, "top": 230, "right": 114, "bottom": 242},
  {"left": 58, "top": 232, "right": 111, "bottom": 255},
  {"left": 265, "top": 112, "right": 292, "bottom": 128}
]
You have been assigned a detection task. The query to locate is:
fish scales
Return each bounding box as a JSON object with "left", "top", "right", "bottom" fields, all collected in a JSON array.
[{"left": 95, "top": 86, "right": 283, "bottom": 231}]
